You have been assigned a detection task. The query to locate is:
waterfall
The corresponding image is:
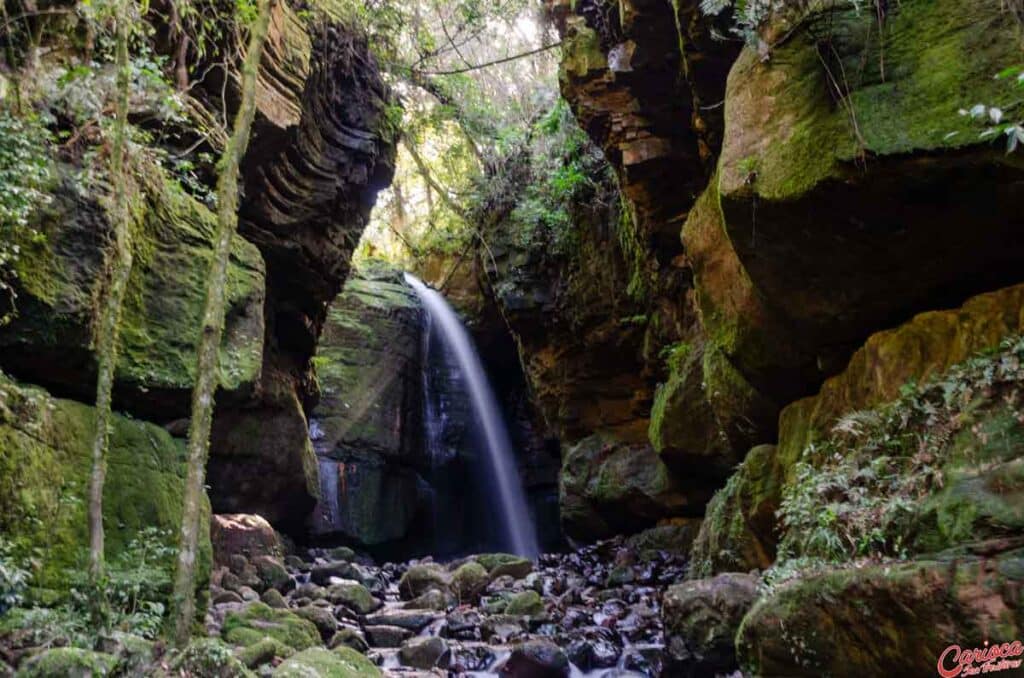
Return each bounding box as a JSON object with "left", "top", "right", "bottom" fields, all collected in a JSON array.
[{"left": 404, "top": 273, "right": 540, "bottom": 558}]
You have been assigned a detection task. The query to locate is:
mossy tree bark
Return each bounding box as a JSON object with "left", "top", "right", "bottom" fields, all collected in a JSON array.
[
  {"left": 169, "top": 0, "right": 274, "bottom": 646},
  {"left": 87, "top": 0, "right": 134, "bottom": 628}
]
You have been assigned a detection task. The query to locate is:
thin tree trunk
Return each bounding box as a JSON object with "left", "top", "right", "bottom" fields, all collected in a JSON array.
[
  {"left": 87, "top": 0, "right": 133, "bottom": 629},
  {"left": 169, "top": 0, "right": 274, "bottom": 646}
]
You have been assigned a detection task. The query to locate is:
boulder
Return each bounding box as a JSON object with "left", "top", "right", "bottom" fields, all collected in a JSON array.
[
  {"left": 253, "top": 555, "right": 291, "bottom": 592},
  {"left": 328, "top": 627, "right": 369, "bottom": 654},
  {"left": 688, "top": 445, "right": 782, "bottom": 578},
  {"left": 326, "top": 582, "right": 380, "bottom": 615},
  {"left": 398, "top": 636, "right": 451, "bottom": 671},
  {"left": 398, "top": 563, "right": 452, "bottom": 600},
  {"left": 170, "top": 638, "right": 253, "bottom": 678},
  {"left": 502, "top": 639, "right": 570, "bottom": 678},
  {"left": 737, "top": 552, "right": 1024, "bottom": 676},
  {"left": 505, "top": 590, "right": 545, "bottom": 618},
  {"left": 221, "top": 603, "right": 320, "bottom": 651},
  {"left": 476, "top": 553, "right": 534, "bottom": 580},
  {"left": 236, "top": 637, "right": 295, "bottom": 669},
  {"left": 15, "top": 648, "right": 118, "bottom": 677},
  {"left": 663, "top": 572, "right": 759, "bottom": 676},
  {"left": 273, "top": 647, "right": 380, "bottom": 677},
  {"left": 451, "top": 561, "right": 490, "bottom": 603},
  {"left": 364, "top": 624, "right": 413, "bottom": 648},
  {"left": 294, "top": 604, "right": 338, "bottom": 640},
  {"left": 0, "top": 372, "right": 211, "bottom": 593},
  {"left": 560, "top": 434, "right": 706, "bottom": 540},
  {"left": 625, "top": 519, "right": 703, "bottom": 561}
]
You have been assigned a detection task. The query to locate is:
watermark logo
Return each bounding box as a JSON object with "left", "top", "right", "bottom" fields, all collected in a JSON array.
[{"left": 937, "top": 640, "right": 1023, "bottom": 677}]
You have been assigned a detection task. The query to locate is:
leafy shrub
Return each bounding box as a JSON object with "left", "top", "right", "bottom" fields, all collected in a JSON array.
[
  {"left": 0, "top": 536, "right": 31, "bottom": 615},
  {"left": 775, "top": 335, "right": 1024, "bottom": 567},
  {"left": 0, "top": 112, "right": 52, "bottom": 323}
]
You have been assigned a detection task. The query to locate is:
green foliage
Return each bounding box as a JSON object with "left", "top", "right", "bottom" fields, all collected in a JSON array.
[
  {"left": 775, "top": 334, "right": 1024, "bottom": 569},
  {"left": 0, "top": 113, "right": 52, "bottom": 323},
  {"left": 0, "top": 536, "right": 31, "bottom": 615},
  {"left": 502, "top": 98, "right": 605, "bottom": 256},
  {"left": 957, "top": 65, "right": 1024, "bottom": 152}
]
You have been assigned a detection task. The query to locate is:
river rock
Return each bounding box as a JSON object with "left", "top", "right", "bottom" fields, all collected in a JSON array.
[
  {"left": 398, "top": 563, "right": 452, "bottom": 600},
  {"left": 399, "top": 636, "right": 451, "bottom": 670},
  {"left": 663, "top": 572, "right": 759, "bottom": 676},
  {"left": 326, "top": 582, "right": 380, "bottom": 615},
  {"left": 364, "top": 625, "right": 414, "bottom": 648},
  {"left": 502, "top": 640, "right": 570, "bottom": 678},
  {"left": 452, "top": 561, "right": 490, "bottom": 603}
]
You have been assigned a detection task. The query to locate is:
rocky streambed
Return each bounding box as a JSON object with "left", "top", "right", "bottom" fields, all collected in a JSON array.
[{"left": 206, "top": 528, "right": 693, "bottom": 677}]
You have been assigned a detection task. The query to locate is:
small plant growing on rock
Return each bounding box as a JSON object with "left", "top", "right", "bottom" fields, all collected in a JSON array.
[
  {"left": 958, "top": 65, "right": 1024, "bottom": 152},
  {"left": 774, "top": 334, "right": 1024, "bottom": 571}
]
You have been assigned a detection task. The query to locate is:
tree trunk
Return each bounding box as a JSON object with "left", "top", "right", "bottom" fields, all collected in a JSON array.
[
  {"left": 86, "top": 0, "right": 133, "bottom": 629},
  {"left": 168, "top": 0, "right": 274, "bottom": 646}
]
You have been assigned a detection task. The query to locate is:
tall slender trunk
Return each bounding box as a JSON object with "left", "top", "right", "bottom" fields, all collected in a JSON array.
[
  {"left": 86, "top": 0, "right": 133, "bottom": 629},
  {"left": 168, "top": 0, "right": 273, "bottom": 646}
]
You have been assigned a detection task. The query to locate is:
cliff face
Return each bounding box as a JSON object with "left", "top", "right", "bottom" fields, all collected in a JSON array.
[
  {"left": 0, "top": 0, "right": 397, "bottom": 595},
  {"left": 546, "top": 0, "right": 1024, "bottom": 673},
  {"left": 207, "top": 6, "right": 397, "bottom": 530}
]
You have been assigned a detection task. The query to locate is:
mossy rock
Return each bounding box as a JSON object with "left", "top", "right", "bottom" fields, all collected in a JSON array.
[
  {"left": 235, "top": 637, "right": 295, "bottom": 669},
  {"left": 1, "top": 160, "right": 264, "bottom": 420},
  {"left": 559, "top": 433, "right": 703, "bottom": 541},
  {"left": 451, "top": 561, "right": 490, "bottom": 604},
  {"left": 326, "top": 582, "right": 380, "bottom": 615},
  {"left": 398, "top": 563, "right": 451, "bottom": 601},
  {"left": 648, "top": 340, "right": 739, "bottom": 476},
  {"left": 689, "top": 445, "right": 783, "bottom": 579},
  {"left": 716, "top": 0, "right": 1024, "bottom": 386},
  {"left": 169, "top": 638, "right": 255, "bottom": 678},
  {"left": 222, "top": 603, "right": 321, "bottom": 651},
  {"left": 737, "top": 551, "right": 1024, "bottom": 676},
  {"left": 273, "top": 647, "right": 381, "bottom": 677},
  {"left": 15, "top": 648, "right": 118, "bottom": 677},
  {"left": 0, "top": 372, "right": 211, "bottom": 594},
  {"left": 625, "top": 519, "right": 703, "bottom": 561},
  {"left": 504, "top": 590, "right": 545, "bottom": 618},
  {"left": 474, "top": 553, "right": 533, "bottom": 580}
]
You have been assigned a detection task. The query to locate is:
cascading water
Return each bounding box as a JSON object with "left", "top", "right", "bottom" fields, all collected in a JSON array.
[{"left": 404, "top": 272, "right": 540, "bottom": 558}]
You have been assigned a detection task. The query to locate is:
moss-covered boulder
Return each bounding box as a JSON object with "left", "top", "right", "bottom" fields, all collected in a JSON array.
[
  {"left": 737, "top": 551, "right": 1024, "bottom": 676},
  {"left": 451, "top": 561, "right": 490, "bottom": 604},
  {"left": 398, "top": 563, "right": 451, "bottom": 601},
  {"left": 0, "top": 163, "right": 264, "bottom": 421},
  {"left": 273, "top": 647, "right": 381, "bottom": 677},
  {"left": 779, "top": 283, "right": 1024, "bottom": 472},
  {"left": 689, "top": 444, "right": 783, "bottom": 579},
  {"left": 221, "top": 603, "right": 321, "bottom": 651},
  {"left": 326, "top": 582, "right": 380, "bottom": 615},
  {"left": 648, "top": 341, "right": 740, "bottom": 478},
  {"left": 475, "top": 553, "right": 534, "bottom": 580},
  {"left": 505, "top": 590, "right": 545, "bottom": 618},
  {"left": 560, "top": 433, "right": 707, "bottom": 540},
  {"left": 15, "top": 647, "right": 118, "bottom": 677},
  {"left": 0, "top": 371, "right": 211, "bottom": 593},
  {"left": 715, "top": 0, "right": 1024, "bottom": 405},
  {"left": 169, "top": 638, "right": 255, "bottom": 678}
]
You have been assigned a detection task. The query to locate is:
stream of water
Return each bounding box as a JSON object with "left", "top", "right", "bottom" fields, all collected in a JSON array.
[{"left": 404, "top": 272, "right": 540, "bottom": 559}]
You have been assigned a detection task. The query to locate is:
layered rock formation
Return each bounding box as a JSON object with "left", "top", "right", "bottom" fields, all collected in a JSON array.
[
  {"left": 0, "top": 1, "right": 396, "bottom": 598},
  {"left": 545, "top": 0, "right": 1024, "bottom": 672},
  {"left": 207, "top": 4, "right": 398, "bottom": 530}
]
